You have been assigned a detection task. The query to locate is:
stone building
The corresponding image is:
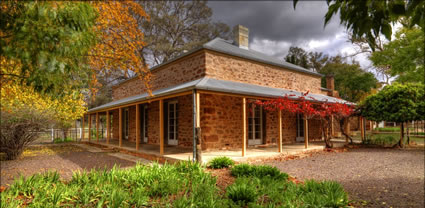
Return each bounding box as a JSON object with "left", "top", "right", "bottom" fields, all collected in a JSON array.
[{"left": 86, "top": 25, "right": 352, "bottom": 158}]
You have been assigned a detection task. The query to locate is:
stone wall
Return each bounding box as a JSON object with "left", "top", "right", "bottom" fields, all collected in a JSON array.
[
  {"left": 111, "top": 109, "right": 119, "bottom": 141},
  {"left": 200, "top": 94, "right": 243, "bottom": 149},
  {"left": 112, "top": 52, "right": 206, "bottom": 100},
  {"left": 204, "top": 50, "right": 324, "bottom": 95}
]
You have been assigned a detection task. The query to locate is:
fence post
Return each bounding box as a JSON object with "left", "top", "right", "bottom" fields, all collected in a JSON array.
[{"left": 51, "top": 128, "right": 54, "bottom": 143}]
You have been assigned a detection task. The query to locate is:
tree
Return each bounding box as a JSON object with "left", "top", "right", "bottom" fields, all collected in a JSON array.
[
  {"left": 0, "top": 1, "right": 97, "bottom": 95},
  {"left": 88, "top": 1, "right": 151, "bottom": 96},
  {"left": 136, "top": 0, "right": 231, "bottom": 66},
  {"left": 359, "top": 83, "right": 424, "bottom": 147},
  {"left": 284, "top": 46, "right": 379, "bottom": 102},
  {"left": 1, "top": 71, "right": 86, "bottom": 159},
  {"left": 308, "top": 52, "right": 329, "bottom": 72},
  {"left": 294, "top": 0, "right": 425, "bottom": 51},
  {"left": 284, "top": 47, "right": 311, "bottom": 69},
  {"left": 320, "top": 56, "right": 379, "bottom": 102},
  {"left": 254, "top": 92, "right": 355, "bottom": 148},
  {"left": 370, "top": 27, "right": 424, "bottom": 84}
]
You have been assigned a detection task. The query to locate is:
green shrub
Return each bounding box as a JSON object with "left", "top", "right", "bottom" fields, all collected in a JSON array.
[
  {"left": 375, "top": 127, "right": 400, "bottom": 132},
  {"left": 53, "top": 137, "right": 73, "bottom": 143},
  {"left": 226, "top": 177, "right": 258, "bottom": 205},
  {"left": 363, "top": 135, "right": 397, "bottom": 146},
  {"left": 231, "top": 164, "right": 288, "bottom": 180},
  {"left": 300, "top": 180, "right": 349, "bottom": 207},
  {"left": 208, "top": 156, "right": 235, "bottom": 169}
]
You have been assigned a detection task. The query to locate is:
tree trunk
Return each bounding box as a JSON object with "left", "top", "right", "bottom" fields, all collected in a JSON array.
[
  {"left": 323, "top": 119, "right": 333, "bottom": 148},
  {"left": 406, "top": 122, "right": 410, "bottom": 145},
  {"left": 339, "top": 118, "right": 353, "bottom": 144},
  {"left": 399, "top": 122, "right": 405, "bottom": 148}
]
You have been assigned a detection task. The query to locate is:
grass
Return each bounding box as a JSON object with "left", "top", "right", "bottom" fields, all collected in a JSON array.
[
  {"left": 361, "top": 133, "right": 425, "bottom": 146},
  {"left": 227, "top": 164, "right": 349, "bottom": 207},
  {"left": 1, "top": 162, "right": 350, "bottom": 208},
  {"left": 53, "top": 137, "right": 74, "bottom": 144},
  {"left": 208, "top": 156, "right": 235, "bottom": 169}
]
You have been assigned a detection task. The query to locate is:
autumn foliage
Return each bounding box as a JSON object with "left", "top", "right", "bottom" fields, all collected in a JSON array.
[
  {"left": 254, "top": 92, "right": 355, "bottom": 147},
  {"left": 89, "top": 1, "right": 151, "bottom": 96}
]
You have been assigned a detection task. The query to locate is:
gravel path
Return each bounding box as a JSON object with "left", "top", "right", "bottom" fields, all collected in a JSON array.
[
  {"left": 264, "top": 147, "right": 424, "bottom": 207},
  {"left": 1, "top": 144, "right": 137, "bottom": 186}
]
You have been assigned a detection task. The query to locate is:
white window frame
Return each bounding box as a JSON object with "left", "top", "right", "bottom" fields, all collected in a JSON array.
[
  {"left": 248, "top": 104, "right": 263, "bottom": 145},
  {"left": 167, "top": 101, "right": 178, "bottom": 145}
]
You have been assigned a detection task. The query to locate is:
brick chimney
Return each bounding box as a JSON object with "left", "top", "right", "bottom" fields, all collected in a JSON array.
[
  {"left": 233, "top": 25, "right": 249, "bottom": 49},
  {"left": 326, "top": 75, "right": 336, "bottom": 97}
]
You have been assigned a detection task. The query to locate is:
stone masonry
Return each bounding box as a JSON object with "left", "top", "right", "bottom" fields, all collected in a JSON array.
[{"left": 108, "top": 49, "right": 334, "bottom": 150}]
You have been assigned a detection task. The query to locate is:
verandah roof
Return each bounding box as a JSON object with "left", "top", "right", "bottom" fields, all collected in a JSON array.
[{"left": 88, "top": 77, "right": 352, "bottom": 113}]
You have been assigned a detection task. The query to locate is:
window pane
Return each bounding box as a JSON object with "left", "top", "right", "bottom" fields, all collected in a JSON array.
[{"left": 254, "top": 131, "right": 259, "bottom": 139}]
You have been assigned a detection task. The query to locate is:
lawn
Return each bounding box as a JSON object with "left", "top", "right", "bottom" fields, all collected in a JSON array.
[
  {"left": 1, "top": 158, "right": 349, "bottom": 207},
  {"left": 351, "top": 132, "right": 424, "bottom": 145}
]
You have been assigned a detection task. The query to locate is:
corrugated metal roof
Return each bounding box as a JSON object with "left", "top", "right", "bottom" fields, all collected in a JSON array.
[{"left": 89, "top": 77, "right": 351, "bottom": 112}]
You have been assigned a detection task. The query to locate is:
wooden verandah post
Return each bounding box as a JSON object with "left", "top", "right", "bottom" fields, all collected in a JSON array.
[
  {"left": 96, "top": 113, "right": 99, "bottom": 142},
  {"left": 242, "top": 97, "right": 247, "bottom": 156},
  {"left": 304, "top": 116, "right": 309, "bottom": 149},
  {"left": 159, "top": 99, "right": 164, "bottom": 155},
  {"left": 88, "top": 114, "right": 92, "bottom": 141},
  {"left": 106, "top": 110, "right": 110, "bottom": 144},
  {"left": 136, "top": 104, "right": 141, "bottom": 150},
  {"left": 119, "top": 108, "right": 123, "bottom": 147},
  {"left": 278, "top": 110, "right": 283, "bottom": 153}
]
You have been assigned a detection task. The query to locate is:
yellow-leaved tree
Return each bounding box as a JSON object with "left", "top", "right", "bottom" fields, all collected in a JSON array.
[{"left": 88, "top": 1, "right": 151, "bottom": 97}]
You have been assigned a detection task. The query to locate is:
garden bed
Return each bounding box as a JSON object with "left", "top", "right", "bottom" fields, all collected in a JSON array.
[
  {"left": 1, "top": 159, "right": 350, "bottom": 207},
  {"left": 0, "top": 144, "right": 135, "bottom": 187}
]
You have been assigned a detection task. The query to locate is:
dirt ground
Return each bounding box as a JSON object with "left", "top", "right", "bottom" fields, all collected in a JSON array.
[
  {"left": 1, "top": 144, "right": 136, "bottom": 186},
  {"left": 263, "top": 147, "right": 425, "bottom": 208}
]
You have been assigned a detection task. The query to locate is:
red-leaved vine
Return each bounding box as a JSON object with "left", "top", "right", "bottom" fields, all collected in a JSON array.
[{"left": 252, "top": 92, "right": 355, "bottom": 148}]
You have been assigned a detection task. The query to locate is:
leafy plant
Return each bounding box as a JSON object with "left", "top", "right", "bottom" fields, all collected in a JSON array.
[
  {"left": 208, "top": 156, "right": 235, "bottom": 169},
  {"left": 226, "top": 177, "right": 258, "bottom": 205},
  {"left": 231, "top": 164, "right": 288, "bottom": 181},
  {"left": 301, "top": 180, "right": 349, "bottom": 207}
]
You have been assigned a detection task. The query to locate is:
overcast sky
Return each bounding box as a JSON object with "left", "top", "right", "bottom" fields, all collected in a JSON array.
[{"left": 208, "top": 1, "right": 371, "bottom": 69}]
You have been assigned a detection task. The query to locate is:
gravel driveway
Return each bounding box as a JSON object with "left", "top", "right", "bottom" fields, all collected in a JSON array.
[{"left": 264, "top": 147, "right": 424, "bottom": 207}]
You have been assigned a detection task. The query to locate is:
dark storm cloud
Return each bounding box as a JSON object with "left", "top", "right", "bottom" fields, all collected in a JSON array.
[{"left": 208, "top": 1, "right": 344, "bottom": 46}]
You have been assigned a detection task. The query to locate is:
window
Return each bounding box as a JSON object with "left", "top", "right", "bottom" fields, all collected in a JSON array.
[
  {"left": 248, "top": 104, "right": 263, "bottom": 145},
  {"left": 168, "top": 101, "right": 178, "bottom": 145},
  {"left": 142, "top": 105, "right": 148, "bottom": 143}
]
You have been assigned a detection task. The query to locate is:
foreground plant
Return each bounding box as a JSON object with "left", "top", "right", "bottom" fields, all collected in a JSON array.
[
  {"left": 1, "top": 162, "right": 350, "bottom": 207},
  {"left": 208, "top": 156, "right": 235, "bottom": 169}
]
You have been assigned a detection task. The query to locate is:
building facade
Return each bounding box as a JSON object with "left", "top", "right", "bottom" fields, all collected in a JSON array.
[{"left": 86, "top": 25, "right": 349, "bottom": 155}]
